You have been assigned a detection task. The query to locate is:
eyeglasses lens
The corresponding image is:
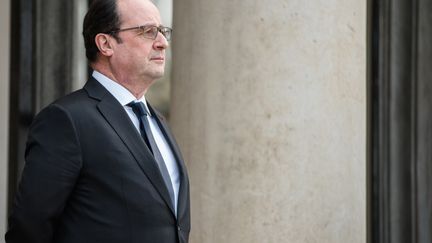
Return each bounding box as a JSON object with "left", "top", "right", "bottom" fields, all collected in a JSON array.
[{"left": 141, "top": 26, "right": 172, "bottom": 41}]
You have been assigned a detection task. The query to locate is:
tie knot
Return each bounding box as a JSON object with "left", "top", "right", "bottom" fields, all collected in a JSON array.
[{"left": 127, "top": 101, "right": 150, "bottom": 117}]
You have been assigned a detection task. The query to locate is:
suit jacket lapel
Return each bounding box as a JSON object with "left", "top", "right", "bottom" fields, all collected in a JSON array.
[
  {"left": 84, "top": 78, "right": 176, "bottom": 215},
  {"left": 149, "top": 104, "right": 190, "bottom": 220}
]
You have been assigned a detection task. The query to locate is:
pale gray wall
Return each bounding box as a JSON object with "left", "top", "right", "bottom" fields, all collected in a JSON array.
[{"left": 0, "top": 0, "right": 10, "bottom": 236}]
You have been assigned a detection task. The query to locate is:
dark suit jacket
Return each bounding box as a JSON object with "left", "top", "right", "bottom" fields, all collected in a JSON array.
[{"left": 5, "top": 78, "right": 190, "bottom": 243}]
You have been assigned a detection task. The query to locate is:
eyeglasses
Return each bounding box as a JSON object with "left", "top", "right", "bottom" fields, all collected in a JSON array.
[{"left": 109, "top": 25, "right": 172, "bottom": 41}]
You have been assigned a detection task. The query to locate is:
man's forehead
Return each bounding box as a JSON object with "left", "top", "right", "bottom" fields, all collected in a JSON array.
[
  {"left": 117, "top": 0, "right": 161, "bottom": 25},
  {"left": 117, "top": 0, "right": 158, "bottom": 13}
]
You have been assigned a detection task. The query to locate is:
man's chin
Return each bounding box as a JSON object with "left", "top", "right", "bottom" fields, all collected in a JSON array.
[
  {"left": 139, "top": 67, "right": 165, "bottom": 81},
  {"left": 151, "top": 71, "right": 165, "bottom": 80}
]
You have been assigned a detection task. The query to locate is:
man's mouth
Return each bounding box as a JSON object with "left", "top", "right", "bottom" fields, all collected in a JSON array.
[{"left": 150, "top": 56, "right": 165, "bottom": 62}]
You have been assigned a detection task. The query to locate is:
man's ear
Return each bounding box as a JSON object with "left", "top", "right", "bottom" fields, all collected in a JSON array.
[{"left": 95, "top": 33, "right": 115, "bottom": 57}]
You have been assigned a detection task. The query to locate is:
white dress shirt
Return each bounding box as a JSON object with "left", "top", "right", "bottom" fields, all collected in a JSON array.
[{"left": 92, "top": 70, "right": 180, "bottom": 215}]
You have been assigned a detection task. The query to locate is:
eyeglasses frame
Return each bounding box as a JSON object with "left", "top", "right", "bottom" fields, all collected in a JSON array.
[{"left": 108, "top": 25, "right": 172, "bottom": 41}]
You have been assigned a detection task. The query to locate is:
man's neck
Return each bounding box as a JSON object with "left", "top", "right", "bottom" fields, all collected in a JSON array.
[{"left": 91, "top": 63, "right": 152, "bottom": 100}]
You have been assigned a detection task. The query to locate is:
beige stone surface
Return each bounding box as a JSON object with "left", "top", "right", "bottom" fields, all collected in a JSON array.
[
  {"left": 0, "top": 0, "right": 10, "bottom": 235},
  {"left": 171, "top": 0, "right": 366, "bottom": 242}
]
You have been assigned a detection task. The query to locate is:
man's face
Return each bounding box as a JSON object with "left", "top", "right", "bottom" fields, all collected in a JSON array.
[{"left": 110, "top": 0, "right": 168, "bottom": 83}]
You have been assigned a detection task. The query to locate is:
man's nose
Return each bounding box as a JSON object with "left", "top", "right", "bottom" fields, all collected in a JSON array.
[{"left": 153, "top": 32, "right": 169, "bottom": 50}]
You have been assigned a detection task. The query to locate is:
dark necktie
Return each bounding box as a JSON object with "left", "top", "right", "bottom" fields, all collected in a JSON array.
[{"left": 128, "top": 101, "right": 175, "bottom": 208}]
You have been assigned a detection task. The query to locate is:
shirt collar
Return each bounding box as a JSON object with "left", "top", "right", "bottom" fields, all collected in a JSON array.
[{"left": 92, "top": 70, "right": 151, "bottom": 112}]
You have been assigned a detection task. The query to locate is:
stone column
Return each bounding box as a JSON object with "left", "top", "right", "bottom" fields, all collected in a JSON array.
[
  {"left": 71, "top": 0, "right": 88, "bottom": 91},
  {"left": 0, "top": 0, "right": 10, "bottom": 234},
  {"left": 171, "top": 0, "right": 366, "bottom": 243},
  {"left": 34, "top": 0, "right": 75, "bottom": 109}
]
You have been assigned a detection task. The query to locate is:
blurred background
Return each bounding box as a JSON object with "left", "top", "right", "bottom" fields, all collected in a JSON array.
[{"left": 0, "top": 0, "right": 431, "bottom": 242}]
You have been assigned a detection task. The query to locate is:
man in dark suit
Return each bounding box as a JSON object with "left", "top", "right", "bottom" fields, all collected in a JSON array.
[{"left": 5, "top": 0, "right": 190, "bottom": 242}]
